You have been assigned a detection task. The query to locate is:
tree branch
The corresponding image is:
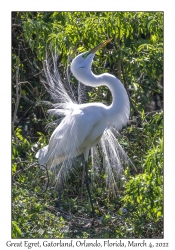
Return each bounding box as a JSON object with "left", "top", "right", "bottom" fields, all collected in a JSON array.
[{"left": 12, "top": 46, "right": 21, "bottom": 138}]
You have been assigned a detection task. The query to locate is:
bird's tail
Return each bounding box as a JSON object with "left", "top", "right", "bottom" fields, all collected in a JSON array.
[
  {"left": 35, "top": 146, "right": 48, "bottom": 167},
  {"left": 91, "top": 128, "right": 136, "bottom": 198}
]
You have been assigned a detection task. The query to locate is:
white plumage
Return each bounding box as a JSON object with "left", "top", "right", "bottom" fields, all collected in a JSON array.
[{"left": 36, "top": 39, "right": 133, "bottom": 214}]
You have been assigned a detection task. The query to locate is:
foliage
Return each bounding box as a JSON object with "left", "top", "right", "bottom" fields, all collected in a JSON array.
[
  {"left": 12, "top": 186, "right": 66, "bottom": 238},
  {"left": 12, "top": 125, "right": 163, "bottom": 238},
  {"left": 12, "top": 11, "right": 163, "bottom": 238},
  {"left": 121, "top": 112, "right": 163, "bottom": 237}
]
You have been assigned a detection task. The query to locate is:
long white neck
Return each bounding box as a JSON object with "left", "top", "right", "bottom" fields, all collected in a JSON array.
[
  {"left": 74, "top": 69, "right": 130, "bottom": 131},
  {"left": 102, "top": 73, "right": 130, "bottom": 130}
]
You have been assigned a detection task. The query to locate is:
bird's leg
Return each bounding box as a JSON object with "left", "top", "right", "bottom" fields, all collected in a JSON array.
[
  {"left": 81, "top": 163, "right": 85, "bottom": 200},
  {"left": 85, "top": 161, "right": 95, "bottom": 217}
]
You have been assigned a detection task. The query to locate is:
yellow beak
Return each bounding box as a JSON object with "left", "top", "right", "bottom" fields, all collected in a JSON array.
[{"left": 90, "top": 38, "right": 113, "bottom": 54}]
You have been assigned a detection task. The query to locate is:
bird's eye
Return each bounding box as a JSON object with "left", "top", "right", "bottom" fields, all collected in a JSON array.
[{"left": 82, "top": 51, "right": 90, "bottom": 59}]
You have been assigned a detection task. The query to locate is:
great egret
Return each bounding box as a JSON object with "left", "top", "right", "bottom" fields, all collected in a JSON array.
[{"left": 36, "top": 38, "right": 133, "bottom": 216}]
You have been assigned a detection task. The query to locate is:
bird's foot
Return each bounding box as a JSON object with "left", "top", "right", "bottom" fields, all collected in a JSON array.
[
  {"left": 57, "top": 209, "right": 72, "bottom": 220},
  {"left": 90, "top": 210, "right": 101, "bottom": 220}
]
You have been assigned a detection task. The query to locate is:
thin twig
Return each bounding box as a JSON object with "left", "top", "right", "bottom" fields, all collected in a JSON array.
[
  {"left": 139, "top": 82, "right": 162, "bottom": 94},
  {"left": 13, "top": 161, "right": 50, "bottom": 194},
  {"left": 15, "top": 105, "right": 33, "bottom": 128},
  {"left": 12, "top": 45, "right": 21, "bottom": 138},
  {"left": 121, "top": 60, "right": 141, "bottom": 116}
]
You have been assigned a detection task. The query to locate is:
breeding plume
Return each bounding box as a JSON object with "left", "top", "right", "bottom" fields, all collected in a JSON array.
[{"left": 36, "top": 39, "right": 133, "bottom": 216}]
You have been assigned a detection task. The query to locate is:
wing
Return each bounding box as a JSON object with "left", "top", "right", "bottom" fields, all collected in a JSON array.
[{"left": 50, "top": 105, "right": 107, "bottom": 159}]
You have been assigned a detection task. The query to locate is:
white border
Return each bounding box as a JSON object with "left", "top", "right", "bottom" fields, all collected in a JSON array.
[{"left": 0, "top": 0, "right": 175, "bottom": 249}]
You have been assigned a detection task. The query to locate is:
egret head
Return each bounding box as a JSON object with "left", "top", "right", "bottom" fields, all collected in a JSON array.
[{"left": 71, "top": 38, "right": 112, "bottom": 81}]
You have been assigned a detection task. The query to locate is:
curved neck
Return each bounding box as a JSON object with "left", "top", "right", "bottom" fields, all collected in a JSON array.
[
  {"left": 75, "top": 68, "right": 130, "bottom": 130},
  {"left": 100, "top": 74, "right": 126, "bottom": 108},
  {"left": 101, "top": 73, "right": 130, "bottom": 130},
  {"left": 79, "top": 71, "right": 130, "bottom": 130}
]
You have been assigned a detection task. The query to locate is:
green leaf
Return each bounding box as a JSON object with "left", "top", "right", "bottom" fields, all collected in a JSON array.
[
  {"left": 117, "top": 16, "right": 120, "bottom": 27},
  {"left": 157, "top": 211, "right": 162, "bottom": 218},
  {"left": 126, "top": 28, "right": 129, "bottom": 38},
  {"left": 12, "top": 221, "right": 22, "bottom": 238},
  {"left": 147, "top": 19, "right": 156, "bottom": 30}
]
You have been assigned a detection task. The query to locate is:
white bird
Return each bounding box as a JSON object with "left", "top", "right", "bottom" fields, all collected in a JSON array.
[{"left": 36, "top": 38, "right": 133, "bottom": 216}]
